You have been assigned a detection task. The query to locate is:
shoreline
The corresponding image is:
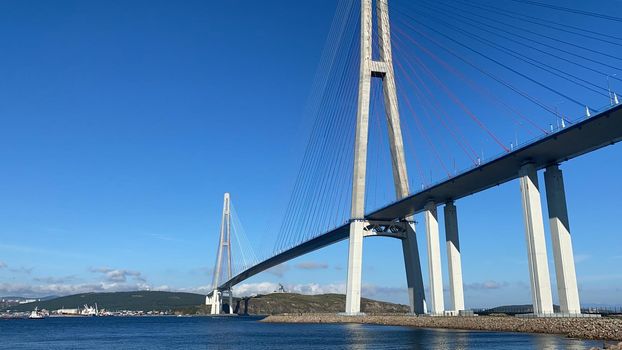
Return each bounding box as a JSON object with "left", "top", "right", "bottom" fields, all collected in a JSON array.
[{"left": 262, "top": 314, "right": 622, "bottom": 341}]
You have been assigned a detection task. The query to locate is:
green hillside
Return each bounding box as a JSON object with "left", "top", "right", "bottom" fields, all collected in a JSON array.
[
  {"left": 152, "top": 293, "right": 410, "bottom": 315},
  {"left": 5, "top": 291, "right": 204, "bottom": 312},
  {"left": 234, "top": 293, "right": 409, "bottom": 315},
  {"left": 5, "top": 291, "right": 409, "bottom": 315}
]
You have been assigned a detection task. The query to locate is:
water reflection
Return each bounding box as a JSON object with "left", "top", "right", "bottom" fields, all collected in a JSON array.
[
  {"left": 0, "top": 317, "right": 603, "bottom": 349},
  {"left": 533, "top": 333, "right": 601, "bottom": 350}
]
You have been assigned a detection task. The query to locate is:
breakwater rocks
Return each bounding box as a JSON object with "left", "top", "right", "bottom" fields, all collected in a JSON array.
[
  {"left": 592, "top": 342, "right": 622, "bottom": 350},
  {"left": 262, "top": 314, "right": 622, "bottom": 341}
]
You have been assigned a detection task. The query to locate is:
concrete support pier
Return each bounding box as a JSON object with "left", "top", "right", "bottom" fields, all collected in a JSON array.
[
  {"left": 228, "top": 289, "right": 234, "bottom": 314},
  {"left": 345, "top": 220, "right": 365, "bottom": 315},
  {"left": 544, "top": 165, "right": 581, "bottom": 314},
  {"left": 403, "top": 221, "right": 427, "bottom": 314},
  {"left": 444, "top": 201, "right": 465, "bottom": 313},
  {"left": 424, "top": 201, "right": 445, "bottom": 315},
  {"left": 519, "top": 163, "right": 554, "bottom": 315},
  {"left": 344, "top": 0, "right": 372, "bottom": 316},
  {"left": 207, "top": 290, "right": 221, "bottom": 315},
  {"left": 345, "top": 0, "right": 420, "bottom": 316}
]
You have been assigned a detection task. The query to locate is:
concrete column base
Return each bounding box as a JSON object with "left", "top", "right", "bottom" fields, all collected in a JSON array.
[
  {"left": 544, "top": 165, "right": 581, "bottom": 314},
  {"left": 403, "top": 221, "right": 426, "bottom": 315},
  {"left": 516, "top": 313, "right": 600, "bottom": 318},
  {"left": 444, "top": 201, "right": 465, "bottom": 313},
  {"left": 207, "top": 290, "right": 221, "bottom": 315},
  {"left": 420, "top": 311, "right": 459, "bottom": 317},
  {"left": 424, "top": 201, "right": 445, "bottom": 315},
  {"left": 338, "top": 312, "right": 366, "bottom": 317},
  {"left": 518, "top": 163, "right": 554, "bottom": 314},
  {"left": 345, "top": 220, "right": 365, "bottom": 314},
  {"left": 458, "top": 310, "right": 476, "bottom": 317}
]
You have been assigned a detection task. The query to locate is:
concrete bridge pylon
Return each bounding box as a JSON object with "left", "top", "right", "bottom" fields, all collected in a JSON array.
[
  {"left": 345, "top": 0, "right": 452, "bottom": 316},
  {"left": 207, "top": 192, "right": 234, "bottom": 315}
]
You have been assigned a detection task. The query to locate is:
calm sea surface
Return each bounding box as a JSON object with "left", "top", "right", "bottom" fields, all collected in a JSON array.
[{"left": 0, "top": 316, "right": 603, "bottom": 349}]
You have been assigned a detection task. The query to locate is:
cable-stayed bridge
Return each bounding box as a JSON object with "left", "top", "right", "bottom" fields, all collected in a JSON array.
[{"left": 207, "top": 0, "right": 622, "bottom": 316}]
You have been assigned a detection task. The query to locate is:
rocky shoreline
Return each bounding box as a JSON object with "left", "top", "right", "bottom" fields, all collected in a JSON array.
[{"left": 262, "top": 314, "right": 622, "bottom": 341}]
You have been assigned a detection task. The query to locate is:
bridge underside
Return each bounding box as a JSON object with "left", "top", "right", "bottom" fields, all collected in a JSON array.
[{"left": 218, "top": 104, "right": 622, "bottom": 292}]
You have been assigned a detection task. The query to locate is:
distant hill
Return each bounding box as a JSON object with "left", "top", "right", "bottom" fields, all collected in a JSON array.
[
  {"left": 4, "top": 291, "right": 409, "bottom": 315},
  {"left": 234, "top": 293, "right": 409, "bottom": 315},
  {"left": 0, "top": 295, "right": 57, "bottom": 301},
  {"left": 4, "top": 291, "right": 205, "bottom": 312},
  {"left": 170, "top": 293, "right": 409, "bottom": 315}
]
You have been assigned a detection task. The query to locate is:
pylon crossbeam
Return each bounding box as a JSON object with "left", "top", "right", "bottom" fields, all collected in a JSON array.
[
  {"left": 361, "top": 220, "right": 408, "bottom": 239},
  {"left": 370, "top": 61, "right": 389, "bottom": 75}
]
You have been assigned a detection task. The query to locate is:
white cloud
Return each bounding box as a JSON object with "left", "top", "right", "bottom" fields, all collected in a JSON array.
[
  {"left": 233, "top": 282, "right": 281, "bottom": 296},
  {"left": 362, "top": 285, "right": 408, "bottom": 298},
  {"left": 10, "top": 266, "right": 33, "bottom": 275},
  {"left": 465, "top": 280, "right": 509, "bottom": 290},
  {"left": 580, "top": 274, "right": 622, "bottom": 282},
  {"left": 0, "top": 281, "right": 152, "bottom": 298},
  {"left": 89, "top": 267, "right": 146, "bottom": 283},
  {"left": 189, "top": 267, "right": 213, "bottom": 276},
  {"left": 574, "top": 254, "right": 591, "bottom": 263},
  {"left": 151, "top": 285, "right": 172, "bottom": 291},
  {"left": 0, "top": 261, "right": 6, "bottom": 269},
  {"left": 0, "top": 243, "right": 86, "bottom": 260},
  {"left": 294, "top": 262, "right": 329, "bottom": 270},
  {"left": 265, "top": 263, "right": 289, "bottom": 277},
  {"left": 179, "top": 285, "right": 213, "bottom": 294},
  {"left": 0, "top": 266, "right": 153, "bottom": 298},
  {"left": 33, "top": 276, "right": 77, "bottom": 284},
  {"left": 233, "top": 282, "right": 345, "bottom": 296},
  {"left": 231, "top": 282, "right": 407, "bottom": 303},
  {"left": 144, "top": 233, "right": 186, "bottom": 243}
]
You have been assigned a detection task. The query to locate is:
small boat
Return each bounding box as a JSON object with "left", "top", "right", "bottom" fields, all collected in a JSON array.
[{"left": 29, "top": 307, "right": 45, "bottom": 319}]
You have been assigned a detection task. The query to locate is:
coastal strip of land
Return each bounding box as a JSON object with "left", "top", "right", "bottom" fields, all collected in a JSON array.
[{"left": 262, "top": 314, "right": 622, "bottom": 341}]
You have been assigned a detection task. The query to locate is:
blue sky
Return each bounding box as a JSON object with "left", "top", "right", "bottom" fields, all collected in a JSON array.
[{"left": 0, "top": 0, "right": 621, "bottom": 308}]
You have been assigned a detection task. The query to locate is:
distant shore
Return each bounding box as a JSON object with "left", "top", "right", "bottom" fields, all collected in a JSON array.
[{"left": 262, "top": 314, "right": 622, "bottom": 341}]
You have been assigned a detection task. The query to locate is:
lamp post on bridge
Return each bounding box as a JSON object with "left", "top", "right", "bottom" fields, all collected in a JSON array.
[{"left": 607, "top": 73, "right": 618, "bottom": 105}]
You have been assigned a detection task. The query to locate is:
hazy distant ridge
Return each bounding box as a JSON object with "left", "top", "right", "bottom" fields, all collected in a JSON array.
[
  {"left": 3, "top": 291, "right": 204, "bottom": 312},
  {"left": 3, "top": 291, "right": 409, "bottom": 314}
]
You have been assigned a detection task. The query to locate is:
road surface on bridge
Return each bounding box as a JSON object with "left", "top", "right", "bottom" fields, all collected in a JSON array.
[{"left": 218, "top": 104, "right": 622, "bottom": 291}]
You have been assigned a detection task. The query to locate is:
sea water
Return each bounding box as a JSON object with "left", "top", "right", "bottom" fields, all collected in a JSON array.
[{"left": 0, "top": 316, "right": 603, "bottom": 349}]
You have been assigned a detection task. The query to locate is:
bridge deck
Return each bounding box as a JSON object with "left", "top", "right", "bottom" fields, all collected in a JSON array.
[{"left": 219, "top": 104, "right": 622, "bottom": 290}]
